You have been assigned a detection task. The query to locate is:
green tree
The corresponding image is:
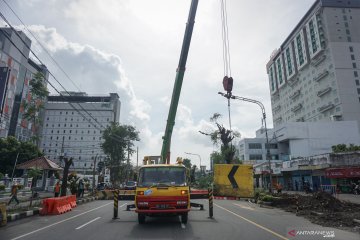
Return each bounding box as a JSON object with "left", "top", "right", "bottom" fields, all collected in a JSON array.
[
  {"left": 101, "top": 122, "right": 140, "bottom": 185},
  {"left": 22, "top": 72, "right": 49, "bottom": 146},
  {"left": 200, "top": 113, "right": 240, "bottom": 164},
  {"left": 28, "top": 167, "right": 42, "bottom": 207},
  {"left": 0, "top": 136, "right": 43, "bottom": 176},
  {"left": 182, "top": 158, "right": 192, "bottom": 170}
]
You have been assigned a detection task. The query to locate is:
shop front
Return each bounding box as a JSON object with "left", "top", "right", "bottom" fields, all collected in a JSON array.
[{"left": 325, "top": 167, "right": 360, "bottom": 193}]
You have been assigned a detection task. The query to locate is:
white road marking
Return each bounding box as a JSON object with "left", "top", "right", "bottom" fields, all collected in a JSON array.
[
  {"left": 11, "top": 202, "right": 126, "bottom": 240},
  {"left": 233, "top": 203, "right": 255, "bottom": 211},
  {"left": 75, "top": 217, "right": 101, "bottom": 230},
  {"left": 215, "top": 203, "right": 289, "bottom": 240}
]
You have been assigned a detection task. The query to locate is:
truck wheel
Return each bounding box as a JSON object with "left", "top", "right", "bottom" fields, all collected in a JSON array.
[
  {"left": 181, "top": 213, "right": 188, "bottom": 224},
  {"left": 138, "top": 214, "right": 145, "bottom": 224}
]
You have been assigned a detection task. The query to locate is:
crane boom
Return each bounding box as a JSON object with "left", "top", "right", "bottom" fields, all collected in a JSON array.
[{"left": 160, "top": 0, "right": 199, "bottom": 164}]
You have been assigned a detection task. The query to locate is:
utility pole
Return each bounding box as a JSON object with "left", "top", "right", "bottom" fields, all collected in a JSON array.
[
  {"left": 218, "top": 92, "right": 273, "bottom": 193},
  {"left": 92, "top": 154, "right": 98, "bottom": 196},
  {"left": 136, "top": 146, "right": 139, "bottom": 168},
  {"left": 11, "top": 152, "right": 20, "bottom": 182}
]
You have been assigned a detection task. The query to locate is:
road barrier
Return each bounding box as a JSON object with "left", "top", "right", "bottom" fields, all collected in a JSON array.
[
  {"left": 113, "top": 190, "right": 119, "bottom": 219},
  {"left": 320, "top": 185, "right": 338, "bottom": 197},
  {"left": 40, "top": 195, "right": 77, "bottom": 215},
  {"left": 208, "top": 186, "right": 213, "bottom": 219}
]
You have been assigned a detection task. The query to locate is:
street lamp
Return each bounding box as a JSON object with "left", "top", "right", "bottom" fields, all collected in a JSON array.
[
  {"left": 218, "top": 92, "right": 273, "bottom": 193},
  {"left": 184, "top": 152, "right": 203, "bottom": 174}
]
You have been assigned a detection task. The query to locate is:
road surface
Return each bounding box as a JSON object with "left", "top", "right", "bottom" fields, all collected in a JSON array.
[{"left": 0, "top": 199, "right": 358, "bottom": 240}]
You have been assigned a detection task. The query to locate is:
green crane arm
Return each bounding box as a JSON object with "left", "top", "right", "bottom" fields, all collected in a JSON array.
[{"left": 160, "top": 0, "right": 199, "bottom": 164}]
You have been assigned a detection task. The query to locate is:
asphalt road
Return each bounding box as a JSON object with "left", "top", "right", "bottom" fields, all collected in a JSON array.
[{"left": 0, "top": 199, "right": 359, "bottom": 240}]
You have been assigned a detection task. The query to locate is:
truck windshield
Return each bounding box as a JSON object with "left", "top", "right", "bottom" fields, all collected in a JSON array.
[{"left": 138, "top": 167, "right": 186, "bottom": 187}]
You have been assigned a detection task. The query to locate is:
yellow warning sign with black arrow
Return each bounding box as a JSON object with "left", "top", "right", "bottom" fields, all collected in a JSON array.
[{"left": 214, "top": 164, "right": 254, "bottom": 198}]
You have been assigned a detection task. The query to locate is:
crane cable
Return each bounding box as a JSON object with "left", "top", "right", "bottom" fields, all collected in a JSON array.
[{"left": 220, "top": 0, "right": 233, "bottom": 134}]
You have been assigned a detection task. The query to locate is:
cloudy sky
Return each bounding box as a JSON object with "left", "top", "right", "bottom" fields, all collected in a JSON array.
[{"left": 0, "top": 0, "right": 315, "bottom": 168}]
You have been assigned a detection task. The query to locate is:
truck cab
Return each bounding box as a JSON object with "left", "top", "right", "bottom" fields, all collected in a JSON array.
[{"left": 135, "top": 164, "right": 190, "bottom": 224}]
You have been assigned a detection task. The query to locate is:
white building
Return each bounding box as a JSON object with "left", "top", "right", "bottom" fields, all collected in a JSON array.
[
  {"left": 237, "top": 0, "right": 360, "bottom": 164},
  {"left": 267, "top": 0, "right": 360, "bottom": 131},
  {"left": 40, "top": 92, "right": 120, "bottom": 173}
]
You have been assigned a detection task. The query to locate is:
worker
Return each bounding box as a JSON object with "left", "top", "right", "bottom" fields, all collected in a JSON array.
[
  {"left": 54, "top": 181, "right": 61, "bottom": 197},
  {"left": 276, "top": 182, "right": 283, "bottom": 194},
  {"left": 8, "top": 183, "right": 20, "bottom": 206}
]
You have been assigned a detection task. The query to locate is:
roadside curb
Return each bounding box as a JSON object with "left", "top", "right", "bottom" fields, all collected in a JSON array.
[
  {"left": 213, "top": 196, "right": 254, "bottom": 202},
  {"left": 5, "top": 196, "right": 98, "bottom": 223}
]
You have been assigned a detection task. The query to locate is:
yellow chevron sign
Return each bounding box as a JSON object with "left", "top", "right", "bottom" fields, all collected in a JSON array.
[{"left": 214, "top": 164, "right": 254, "bottom": 198}]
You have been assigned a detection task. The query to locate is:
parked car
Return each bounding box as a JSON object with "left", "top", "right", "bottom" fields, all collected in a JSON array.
[{"left": 124, "top": 181, "right": 136, "bottom": 190}]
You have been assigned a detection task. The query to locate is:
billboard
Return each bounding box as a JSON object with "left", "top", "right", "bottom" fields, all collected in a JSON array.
[
  {"left": 0, "top": 67, "right": 9, "bottom": 113},
  {"left": 214, "top": 164, "right": 254, "bottom": 198}
]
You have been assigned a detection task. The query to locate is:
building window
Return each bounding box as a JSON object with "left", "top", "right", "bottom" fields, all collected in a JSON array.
[
  {"left": 249, "top": 154, "right": 263, "bottom": 160},
  {"left": 265, "top": 143, "right": 278, "bottom": 149},
  {"left": 357, "top": 88, "right": 360, "bottom": 94},
  {"left": 356, "top": 80, "right": 360, "bottom": 86},
  {"left": 346, "top": 29, "right": 350, "bottom": 35},
  {"left": 46, "top": 117, "right": 49, "bottom": 121},
  {"left": 50, "top": 136, "right": 53, "bottom": 140},
  {"left": 46, "top": 123, "right": 48, "bottom": 127},
  {"left": 93, "top": 137, "right": 95, "bottom": 140},
  {"left": 355, "top": 71, "right": 359, "bottom": 77},
  {"left": 58, "top": 124, "right": 60, "bottom": 127},
  {"left": 107, "top": 118, "right": 110, "bottom": 122},
  {"left": 70, "top": 130, "right": 72, "bottom": 133},
  {"left": 248, "top": 143, "right": 262, "bottom": 149},
  {"left": 63, "top": 130, "right": 66, "bottom": 133},
  {"left": 345, "top": 22, "right": 349, "bottom": 27},
  {"left": 72, "top": 112, "right": 74, "bottom": 115},
  {"left": 348, "top": 36, "right": 352, "bottom": 42},
  {"left": 64, "top": 124, "right": 66, "bottom": 127},
  {"left": 349, "top": 46, "right": 353, "bottom": 52},
  {"left": 351, "top": 55, "right": 355, "bottom": 60},
  {"left": 60, "top": 112, "right": 62, "bottom": 115},
  {"left": 69, "top": 136, "right": 71, "bottom": 140},
  {"left": 88, "top": 130, "right": 90, "bottom": 134},
  {"left": 81, "top": 137, "right": 83, "bottom": 140},
  {"left": 353, "top": 63, "right": 357, "bottom": 68}
]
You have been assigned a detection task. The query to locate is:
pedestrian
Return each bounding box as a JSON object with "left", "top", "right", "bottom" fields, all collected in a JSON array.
[
  {"left": 54, "top": 181, "right": 61, "bottom": 197},
  {"left": 78, "top": 180, "right": 84, "bottom": 198},
  {"left": 295, "top": 180, "right": 298, "bottom": 191},
  {"left": 8, "top": 183, "right": 20, "bottom": 206}
]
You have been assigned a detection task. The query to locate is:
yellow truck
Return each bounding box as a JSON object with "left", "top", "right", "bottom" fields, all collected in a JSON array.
[{"left": 135, "top": 162, "right": 190, "bottom": 224}]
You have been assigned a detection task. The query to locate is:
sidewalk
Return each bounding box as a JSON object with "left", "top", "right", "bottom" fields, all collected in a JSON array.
[
  {"left": 282, "top": 190, "right": 360, "bottom": 204},
  {"left": 0, "top": 191, "right": 97, "bottom": 224}
]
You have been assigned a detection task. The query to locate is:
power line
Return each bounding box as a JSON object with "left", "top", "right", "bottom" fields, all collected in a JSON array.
[{"left": 1, "top": 0, "right": 128, "bottom": 141}]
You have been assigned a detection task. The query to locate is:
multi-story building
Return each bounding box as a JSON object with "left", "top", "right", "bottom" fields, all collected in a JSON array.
[
  {"left": 237, "top": 0, "right": 360, "bottom": 162},
  {"left": 267, "top": 0, "right": 360, "bottom": 130},
  {"left": 40, "top": 92, "right": 121, "bottom": 173},
  {"left": 0, "top": 27, "right": 48, "bottom": 141}
]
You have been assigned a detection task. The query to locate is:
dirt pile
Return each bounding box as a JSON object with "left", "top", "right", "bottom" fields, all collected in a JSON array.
[{"left": 272, "top": 192, "right": 360, "bottom": 230}]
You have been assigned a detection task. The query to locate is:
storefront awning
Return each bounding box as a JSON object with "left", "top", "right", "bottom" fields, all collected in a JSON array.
[{"left": 325, "top": 167, "right": 360, "bottom": 178}]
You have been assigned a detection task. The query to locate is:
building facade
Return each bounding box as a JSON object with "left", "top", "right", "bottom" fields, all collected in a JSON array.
[
  {"left": 0, "top": 27, "right": 48, "bottom": 142},
  {"left": 266, "top": 0, "right": 360, "bottom": 130},
  {"left": 40, "top": 92, "right": 121, "bottom": 173}
]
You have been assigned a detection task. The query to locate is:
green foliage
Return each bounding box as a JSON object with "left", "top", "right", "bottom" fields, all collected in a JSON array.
[
  {"left": 101, "top": 122, "right": 140, "bottom": 184},
  {"left": 332, "top": 144, "right": 360, "bottom": 153},
  {"left": 0, "top": 185, "right": 5, "bottom": 191},
  {"left": 68, "top": 173, "right": 80, "bottom": 194},
  {"left": 210, "top": 149, "right": 242, "bottom": 165},
  {"left": 0, "top": 136, "right": 43, "bottom": 176},
  {"left": 182, "top": 158, "right": 192, "bottom": 170},
  {"left": 195, "top": 174, "right": 213, "bottom": 189},
  {"left": 0, "top": 172, "right": 4, "bottom": 179},
  {"left": 260, "top": 194, "right": 274, "bottom": 202}
]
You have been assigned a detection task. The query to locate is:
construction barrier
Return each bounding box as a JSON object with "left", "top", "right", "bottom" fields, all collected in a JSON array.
[
  {"left": 208, "top": 186, "right": 213, "bottom": 219},
  {"left": 0, "top": 203, "right": 6, "bottom": 227},
  {"left": 113, "top": 190, "right": 119, "bottom": 219},
  {"left": 40, "top": 195, "right": 77, "bottom": 215},
  {"left": 320, "top": 185, "right": 338, "bottom": 197}
]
